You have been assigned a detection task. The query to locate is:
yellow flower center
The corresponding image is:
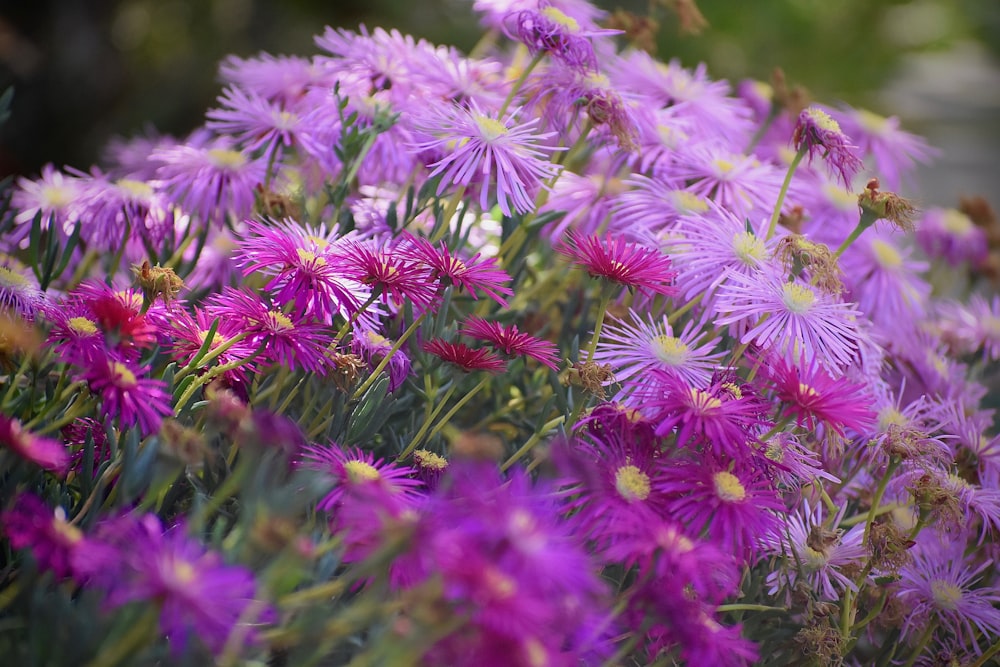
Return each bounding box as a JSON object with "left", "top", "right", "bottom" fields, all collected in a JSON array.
[
  {"left": 296, "top": 248, "right": 326, "bottom": 266},
  {"left": 206, "top": 148, "right": 247, "bottom": 170},
  {"left": 824, "top": 182, "right": 859, "bottom": 211},
  {"left": 721, "top": 382, "right": 743, "bottom": 400},
  {"left": 484, "top": 567, "right": 516, "bottom": 599},
  {"left": 713, "top": 471, "right": 746, "bottom": 502},
  {"left": 473, "top": 114, "right": 509, "bottom": 142},
  {"left": 0, "top": 266, "right": 29, "bottom": 288},
  {"left": 942, "top": 210, "right": 974, "bottom": 237},
  {"left": 344, "top": 459, "right": 381, "bottom": 483},
  {"left": 112, "top": 362, "right": 137, "bottom": 388},
  {"left": 365, "top": 330, "right": 389, "bottom": 347},
  {"left": 115, "top": 178, "right": 153, "bottom": 200},
  {"left": 268, "top": 310, "right": 294, "bottom": 330},
  {"left": 752, "top": 80, "right": 773, "bottom": 101},
  {"left": 671, "top": 190, "right": 709, "bottom": 214},
  {"left": 781, "top": 282, "right": 816, "bottom": 314},
  {"left": 798, "top": 383, "right": 819, "bottom": 399},
  {"left": 614, "top": 464, "right": 651, "bottom": 502},
  {"left": 732, "top": 232, "right": 766, "bottom": 265},
  {"left": 40, "top": 183, "right": 74, "bottom": 208},
  {"left": 413, "top": 449, "right": 448, "bottom": 470},
  {"left": 870, "top": 239, "right": 902, "bottom": 269},
  {"left": 764, "top": 438, "right": 784, "bottom": 462},
  {"left": 877, "top": 406, "right": 907, "bottom": 431},
  {"left": 690, "top": 387, "right": 722, "bottom": 410},
  {"left": 805, "top": 107, "right": 842, "bottom": 133},
  {"left": 68, "top": 316, "right": 98, "bottom": 336},
  {"left": 523, "top": 638, "right": 549, "bottom": 667},
  {"left": 652, "top": 335, "right": 688, "bottom": 365},
  {"left": 712, "top": 158, "right": 735, "bottom": 175},
  {"left": 856, "top": 108, "right": 889, "bottom": 136},
  {"left": 541, "top": 6, "right": 580, "bottom": 32},
  {"left": 307, "top": 235, "right": 330, "bottom": 250},
  {"left": 274, "top": 110, "right": 298, "bottom": 130},
  {"left": 172, "top": 560, "right": 197, "bottom": 585},
  {"left": 930, "top": 580, "right": 962, "bottom": 611},
  {"left": 52, "top": 517, "right": 83, "bottom": 544},
  {"left": 802, "top": 545, "right": 828, "bottom": 572}
]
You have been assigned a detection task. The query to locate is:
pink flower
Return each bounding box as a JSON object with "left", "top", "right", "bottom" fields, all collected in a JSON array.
[
  {"left": 556, "top": 231, "right": 677, "bottom": 297},
  {"left": 0, "top": 414, "right": 68, "bottom": 475}
]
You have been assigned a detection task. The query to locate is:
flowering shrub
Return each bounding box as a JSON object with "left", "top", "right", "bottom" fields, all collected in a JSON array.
[{"left": 1, "top": 2, "right": 999, "bottom": 666}]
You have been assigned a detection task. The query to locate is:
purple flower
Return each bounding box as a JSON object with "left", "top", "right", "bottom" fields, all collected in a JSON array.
[
  {"left": 898, "top": 536, "right": 1000, "bottom": 655},
  {"left": 556, "top": 231, "right": 678, "bottom": 298},
  {"left": 206, "top": 85, "right": 308, "bottom": 160},
  {"left": 153, "top": 135, "right": 265, "bottom": 226},
  {"left": 408, "top": 100, "right": 560, "bottom": 216},
  {"left": 351, "top": 329, "right": 412, "bottom": 392},
  {"left": 792, "top": 107, "right": 864, "bottom": 186},
  {"left": 101, "top": 515, "right": 269, "bottom": 657},
  {"left": 81, "top": 353, "right": 173, "bottom": 436},
  {"left": 507, "top": 3, "right": 617, "bottom": 72},
  {"left": 402, "top": 235, "right": 513, "bottom": 306},
  {"left": 0, "top": 254, "right": 46, "bottom": 320},
  {"left": 915, "top": 207, "right": 988, "bottom": 267},
  {"left": 10, "top": 164, "right": 84, "bottom": 247}
]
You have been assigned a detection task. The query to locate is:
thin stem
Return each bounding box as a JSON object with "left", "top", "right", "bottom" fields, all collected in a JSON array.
[
  {"left": 901, "top": 621, "right": 936, "bottom": 667},
  {"left": 422, "top": 376, "right": 490, "bottom": 445},
  {"left": 85, "top": 606, "right": 159, "bottom": 667},
  {"left": 498, "top": 51, "right": 545, "bottom": 117},
  {"left": 834, "top": 208, "right": 880, "bottom": 258},
  {"left": 431, "top": 186, "right": 467, "bottom": 243},
  {"left": 716, "top": 604, "right": 785, "bottom": 613},
  {"left": 765, "top": 144, "right": 807, "bottom": 240},
  {"left": 585, "top": 290, "right": 613, "bottom": 363},
  {"left": 173, "top": 331, "right": 251, "bottom": 383},
  {"left": 863, "top": 457, "right": 901, "bottom": 546},
  {"left": 667, "top": 292, "right": 703, "bottom": 325},
  {"left": 501, "top": 414, "right": 564, "bottom": 472},
  {"left": 399, "top": 384, "right": 458, "bottom": 460},
  {"left": 352, "top": 311, "right": 428, "bottom": 401},
  {"left": 333, "top": 293, "right": 380, "bottom": 345}
]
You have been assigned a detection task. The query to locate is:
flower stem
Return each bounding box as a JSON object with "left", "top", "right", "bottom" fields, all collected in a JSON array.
[
  {"left": 501, "top": 414, "right": 565, "bottom": 472},
  {"left": 834, "top": 207, "right": 880, "bottom": 258},
  {"left": 765, "top": 144, "right": 807, "bottom": 240},
  {"left": 398, "top": 384, "right": 458, "bottom": 460},
  {"left": 585, "top": 289, "right": 613, "bottom": 364},
  {"left": 421, "top": 376, "right": 490, "bottom": 447},
  {"left": 499, "top": 51, "right": 545, "bottom": 117}
]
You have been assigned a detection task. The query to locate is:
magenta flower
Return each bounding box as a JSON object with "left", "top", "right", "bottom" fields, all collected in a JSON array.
[
  {"left": 402, "top": 235, "right": 513, "bottom": 306},
  {"left": 82, "top": 354, "right": 173, "bottom": 436},
  {"left": 336, "top": 239, "right": 438, "bottom": 313},
  {"left": 0, "top": 414, "right": 68, "bottom": 475},
  {"left": 658, "top": 457, "right": 784, "bottom": 561},
  {"left": 1, "top": 493, "right": 101, "bottom": 581},
  {"left": 556, "top": 231, "right": 677, "bottom": 297},
  {"left": 0, "top": 254, "right": 46, "bottom": 320},
  {"left": 351, "top": 329, "right": 412, "bottom": 392},
  {"left": 168, "top": 307, "right": 259, "bottom": 386},
  {"left": 423, "top": 339, "right": 508, "bottom": 374},
  {"left": 762, "top": 351, "right": 876, "bottom": 436},
  {"left": 460, "top": 315, "right": 560, "bottom": 370},
  {"left": 408, "top": 100, "right": 560, "bottom": 216},
  {"left": 206, "top": 288, "right": 332, "bottom": 375},
  {"left": 300, "top": 442, "right": 423, "bottom": 514},
  {"left": 102, "top": 515, "right": 269, "bottom": 657}
]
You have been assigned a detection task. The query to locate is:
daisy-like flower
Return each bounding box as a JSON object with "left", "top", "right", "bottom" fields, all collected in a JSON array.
[
  {"left": 153, "top": 135, "right": 265, "bottom": 226},
  {"left": 554, "top": 429, "right": 670, "bottom": 550},
  {"left": 402, "top": 235, "right": 513, "bottom": 306},
  {"left": 593, "top": 309, "right": 723, "bottom": 394},
  {"left": 218, "top": 52, "right": 329, "bottom": 105},
  {"left": 336, "top": 239, "right": 438, "bottom": 313},
  {"left": 612, "top": 174, "right": 708, "bottom": 240},
  {"left": 915, "top": 208, "right": 988, "bottom": 267},
  {"left": 206, "top": 85, "right": 308, "bottom": 161},
  {"left": 792, "top": 107, "right": 864, "bottom": 186},
  {"left": 235, "top": 219, "right": 373, "bottom": 323},
  {"left": 759, "top": 433, "right": 840, "bottom": 488},
  {"left": 762, "top": 351, "right": 876, "bottom": 436},
  {"left": 206, "top": 288, "right": 331, "bottom": 375},
  {"left": 642, "top": 371, "right": 762, "bottom": 458},
  {"left": 1, "top": 493, "right": 105, "bottom": 582},
  {"left": 102, "top": 515, "right": 268, "bottom": 657},
  {"left": 763, "top": 500, "right": 866, "bottom": 601},
  {"left": 897, "top": 536, "right": 1000, "bottom": 654},
  {"left": 75, "top": 170, "right": 174, "bottom": 250},
  {"left": 556, "top": 231, "right": 677, "bottom": 297},
  {"left": 351, "top": 329, "right": 412, "bottom": 392},
  {"left": 713, "top": 266, "right": 863, "bottom": 371},
  {"left": 407, "top": 100, "right": 560, "bottom": 216},
  {"left": 659, "top": 457, "right": 784, "bottom": 561},
  {"left": 300, "top": 442, "right": 423, "bottom": 514},
  {"left": 460, "top": 315, "right": 560, "bottom": 370},
  {"left": 0, "top": 414, "right": 68, "bottom": 474},
  {"left": 0, "top": 254, "right": 46, "bottom": 320},
  {"left": 168, "top": 308, "right": 259, "bottom": 387},
  {"left": 829, "top": 104, "right": 937, "bottom": 190},
  {"left": 507, "top": 3, "right": 617, "bottom": 72},
  {"left": 423, "top": 339, "right": 508, "bottom": 374},
  {"left": 72, "top": 281, "right": 157, "bottom": 357},
  {"left": 10, "top": 164, "right": 84, "bottom": 246},
  {"left": 43, "top": 301, "right": 105, "bottom": 362},
  {"left": 82, "top": 353, "right": 173, "bottom": 436}
]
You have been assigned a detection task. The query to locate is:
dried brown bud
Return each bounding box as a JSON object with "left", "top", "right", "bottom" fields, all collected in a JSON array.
[
  {"left": 793, "top": 620, "right": 847, "bottom": 666},
  {"left": 604, "top": 9, "right": 660, "bottom": 53},
  {"left": 451, "top": 430, "right": 504, "bottom": 462},
  {"left": 774, "top": 234, "right": 843, "bottom": 295},
  {"left": 858, "top": 179, "right": 918, "bottom": 232},
  {"left": 133, "top": 260, "right": 183, "bottom": 307},
  {"left": 868, "top": 519, "right": 914, "bottom": 574},
  {"left": 250, "top": 514, "right": 299, "bottom": 553},
  {"left": 562, "top": 361, "right": 614, "bottom": 399},
  {"left": 159, "top": 418, "right": 210, "bottom": 467},
  {"left": 325, "top": 351, "right": 366, "bottom": 392}
]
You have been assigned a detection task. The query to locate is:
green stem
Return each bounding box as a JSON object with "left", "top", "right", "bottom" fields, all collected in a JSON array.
[
  {"left": 431, "top": 186, "right": 467, "bottom": 243},
  {"left": 421, "top": 376, "right": 490, "bottom": 445},
  {"left": 501, "top": 414, "right": 565, "bottom": 472},
  {"left": 901, "top": 621, "right": 936, "bottom": 667},
  {"left": 585, "top": 289, "right": 613, "bottom": 363},
  {"left": 970, "top": 639, "right": 1000, "bottom": 667},
  {"left": 498, "top": 51, "right": 545, "bottom": 117},
  {"left": 333, "top": 293, "right": 380, "bottom": 345},
  {"left": 716, "top": 603, "right": 785, "bottom": 613},
  {"left": 765, "top": 144, "right": 807, "bottom": 240},
  {"left": 173, "top": 331, "right": 251, "bottom": 383},
  {"left": 863, "top": 457, "right": 901, "bottom": 546},
  {"left": 351, "top": 311, "right": 429, "bottom": 401},
  {"left": 85, "top": 606, "right": 159, "bottom": 667},
  {"left": 174, "top": 344, "right": 265, "bottom": 414},
  {"left": 834, "top": 208, "right": 880, "bottom": 258},
  {"left": 667, "top": 292, "right": 703, "bottom": 325},
  {"left": 399, "top": 384, "right": 458, "bottom": 460}
]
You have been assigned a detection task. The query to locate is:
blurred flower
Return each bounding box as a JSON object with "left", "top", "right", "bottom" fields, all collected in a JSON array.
[
  {"left": 0, "top": 254, "right": 46, "bottom": 321},
  {"left": 0, "top": 414, "right": 68, "bottom": 474},
  {"left": 351, "top": 329, "right": 411, "bottom": 392}
]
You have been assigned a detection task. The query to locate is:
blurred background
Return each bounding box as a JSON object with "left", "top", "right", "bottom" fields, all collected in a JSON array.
[{"left": 0, "top": 0, "right": 998, "bottom": 207}]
